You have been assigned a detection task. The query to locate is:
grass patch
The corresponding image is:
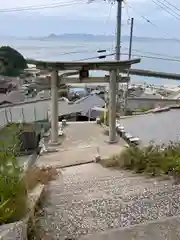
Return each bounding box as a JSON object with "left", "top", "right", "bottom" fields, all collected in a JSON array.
[
  {"left": 133, "top": 107, "right": 152, "bottom": 113},
  {"left": 102, "top": 141, "right": 180, "bottom": 181}
]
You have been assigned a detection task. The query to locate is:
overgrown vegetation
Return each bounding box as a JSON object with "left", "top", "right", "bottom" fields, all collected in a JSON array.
[
  {"left": 124, "top": 107, "right": 152, "bottom": 116},
  {"left": 100, "top": 111, "right": 109, "bottom": 126},
  {"left": 133, "top": 106, "right": 152, "bottom": 113},
  {"left": 0, "top": 123, "right": 58, "bottom": 226},
  {"left": 0, "top": 131, "right": 27, "bottom": 225},
  {"left": 102, "top": 141, "right": 180, "bottom": 181},
  {"left": 0, "top": 46, "right": 27, "bottom": 76}
]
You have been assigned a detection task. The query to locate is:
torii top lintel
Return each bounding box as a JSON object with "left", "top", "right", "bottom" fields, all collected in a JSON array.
[{"left": 26, "top": 58, "right": 141, "bottom": 71}]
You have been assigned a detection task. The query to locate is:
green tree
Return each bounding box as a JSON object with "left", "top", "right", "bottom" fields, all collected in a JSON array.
[{"left": 0, "top": 46, "right": 27, "bottom": 77}]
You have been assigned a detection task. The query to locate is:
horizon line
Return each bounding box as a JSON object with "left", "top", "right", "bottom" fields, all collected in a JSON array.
[{"left": 0, "top": 34, "right": 179, "bottom": 41}]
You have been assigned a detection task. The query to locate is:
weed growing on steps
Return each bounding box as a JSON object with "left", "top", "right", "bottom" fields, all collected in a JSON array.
[{"left": 102, "top": 141, "right": 180, "bottom": 181}]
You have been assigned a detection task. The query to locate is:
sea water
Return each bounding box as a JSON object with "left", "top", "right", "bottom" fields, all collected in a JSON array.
[{"left": 0, "top": 37, "right": 180, "bottom": 86}]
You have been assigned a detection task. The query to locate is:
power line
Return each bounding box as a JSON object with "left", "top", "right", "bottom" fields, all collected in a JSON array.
[
  {"left": 121, "top": 52, "right": 180, "bottom": 62},
  {"left": 43, "top": 43, "right": 180, "bottom": 62},
  {"left": 121, "top": 47, "right": 180, "bottom": 61},
  {"left": 0, "top": 0, "right": 86, "bottom": 13},
  {"left": 124, "top": 1, "right": 180, "bottom": 41},
  {"left": 124, "top": 2, "right": 131, "bottom": 24},
  {"left": 124, "top": 1, "right": 159, "bottom": 29},
  {"left": 152, "top": 0, "right": 180, "bottom": 21},
  {"left": 75, "top": 45, "right": 180, "bottom": 61},
  {"left": 76, "top": 51, "right": 180, "bottom": 62},
  {"left": 162, "top": 0, "right": 180, "bottom": 13},
  {"left": 103, "top": 3, "right": 113, "bottom": 35}
]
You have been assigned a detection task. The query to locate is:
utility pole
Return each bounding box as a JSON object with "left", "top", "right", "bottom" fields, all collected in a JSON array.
[
  {"left": 115, "top": 0, "right": 123, "bottom": 61},
  {"left": 124, "top": 17, "right": 134, "bottom": 114},
  {"left": 115, "top": 0, "right": 123, "bottom": 115},
  {"left": 109, "top": 69, "right": 117, "bottom": 143}
]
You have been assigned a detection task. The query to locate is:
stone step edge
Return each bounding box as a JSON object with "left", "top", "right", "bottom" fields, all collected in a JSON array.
[{"left": 79, "top": 214, "right": 180, "bottom": 240}]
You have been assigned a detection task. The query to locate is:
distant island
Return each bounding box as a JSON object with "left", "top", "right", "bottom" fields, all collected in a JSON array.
[{"left": 28, "top": 33, "right": 180, "bottom": 42}]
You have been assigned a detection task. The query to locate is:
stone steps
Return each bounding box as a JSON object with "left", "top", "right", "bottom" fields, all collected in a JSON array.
[
  {"left": 35, "top": 163, "right": 180, "bottom": 239},
  {"left": 80, "top": 215, "right": 180, "bottom": 240},
  {"left": 48, "top": 177, "right": 172, "bottom": 205}
]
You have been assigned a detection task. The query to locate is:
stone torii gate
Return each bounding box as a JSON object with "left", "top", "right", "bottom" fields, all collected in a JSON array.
[{"left": 27, "top": 59, "right": 140, "bottom": 145}]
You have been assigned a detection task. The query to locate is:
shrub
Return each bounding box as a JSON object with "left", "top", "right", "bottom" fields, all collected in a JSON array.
[
  {"left": 0, "top": 149, "right": 27, "bottom": 224},
  {"left": 102, "top": 141, "right": 180, "bottom": 179},
  {"left": 101, "top": 154, "right": 121, "bottom": 168},
  {"left": 0, "top": 122, "right": 58, "bottom": 225},
  {"left": 0, "top": 123, "right": 22, "bottom": 155},
  {"left": 99, "top": 111, "right": 108, "bottom": 125}
]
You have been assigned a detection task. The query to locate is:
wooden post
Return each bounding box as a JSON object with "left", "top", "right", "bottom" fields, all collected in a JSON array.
[{"left": 108, "top": 69, "right": 117, "bottom": 143}]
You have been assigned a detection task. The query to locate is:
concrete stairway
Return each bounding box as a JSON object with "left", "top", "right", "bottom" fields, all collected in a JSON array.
[{"left": 36, "top": 163, "right": 180, "bottom": 240}]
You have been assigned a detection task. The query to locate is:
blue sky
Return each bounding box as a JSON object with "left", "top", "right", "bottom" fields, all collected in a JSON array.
[{"left": 0, "top": 0, "right": 180, "bottom": 38}]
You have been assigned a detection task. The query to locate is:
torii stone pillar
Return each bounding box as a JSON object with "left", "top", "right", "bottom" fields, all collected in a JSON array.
[
  {"left": 50, "top": 69, "right": 59, "bottom": 145},
  {"left": 108, "top": 69, "right": 118, "bottom": 143}
]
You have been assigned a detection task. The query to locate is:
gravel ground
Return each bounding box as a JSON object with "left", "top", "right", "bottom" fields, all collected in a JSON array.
[{"left": 34, "top": 163, "right": 180, "bottom": 239}]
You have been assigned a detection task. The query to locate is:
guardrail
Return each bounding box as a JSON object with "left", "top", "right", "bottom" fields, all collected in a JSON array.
[{"left": 0, "top": 102, "right": 49, "bottom": 128}]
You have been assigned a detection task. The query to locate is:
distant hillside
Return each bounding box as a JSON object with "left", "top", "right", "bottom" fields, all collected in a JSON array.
[{"left": 29, "top": 34, "right": 180, "bottom": 42}]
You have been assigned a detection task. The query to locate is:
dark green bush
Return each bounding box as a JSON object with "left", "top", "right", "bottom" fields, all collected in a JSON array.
[{"left": 0, "top": 46, "right": 27, "bottom": 76}]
